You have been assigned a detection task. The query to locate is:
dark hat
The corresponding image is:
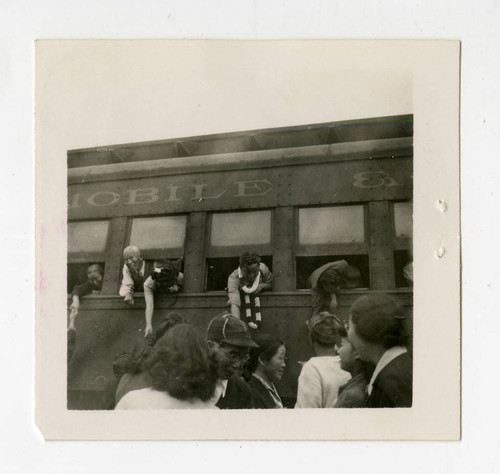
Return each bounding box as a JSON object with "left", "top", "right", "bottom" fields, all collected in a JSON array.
[
  {"left": 206, "top": 313, "right": 258, "bottom": 348},
  {"left": 307, "top": 312, "right": 344, "bottom": 345}
]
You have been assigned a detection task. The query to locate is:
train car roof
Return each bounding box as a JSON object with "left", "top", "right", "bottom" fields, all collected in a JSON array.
[{"left": 68, "top": 114, "right": 413, "bottom": 169}]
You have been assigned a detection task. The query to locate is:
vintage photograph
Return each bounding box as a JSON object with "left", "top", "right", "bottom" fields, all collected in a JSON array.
[
  {"left": 35, "top": 40, "right": 459, "bottom": 440},
  {"left": 66, "top": 116, "right": 413, "bottom": 411}
]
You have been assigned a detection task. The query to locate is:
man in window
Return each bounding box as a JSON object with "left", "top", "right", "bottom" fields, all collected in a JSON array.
[
  {"left": 227, "top": 252, "right": 272, "bottom": 330},
  {"left": 68, "top": 263, "right": 104, "bottom": 322},
  {"left": 68, "top": 263, "right": 103, "bottom": 363},
  {"left": 119, "top": 246, "right": 146, "bottom": 306},
  {"left": 309, "top": 260, "right": 360, "bottom": 317}
]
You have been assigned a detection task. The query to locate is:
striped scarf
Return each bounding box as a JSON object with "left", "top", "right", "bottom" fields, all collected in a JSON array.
[{"left": 240, "top": 270, "right": 262, "bottom": 330}]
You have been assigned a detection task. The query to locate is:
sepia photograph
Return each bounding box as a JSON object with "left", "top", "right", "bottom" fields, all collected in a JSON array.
[
  {"left": 35, "top": 40, "right": 459, "bottom": 440},
  {"left": 66, "top": 115, "right": 414, "bottom": 412}
]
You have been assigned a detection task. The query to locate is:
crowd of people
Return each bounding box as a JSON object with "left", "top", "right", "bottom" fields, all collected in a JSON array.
[{"left": 68, "top": 247, "right": 413, "bottom": 409}]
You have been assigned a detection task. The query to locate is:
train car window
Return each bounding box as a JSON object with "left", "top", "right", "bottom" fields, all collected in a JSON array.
[
  {"left": 295, "top": 205, "right": 368, "bottom": 290},
  {"left": 68, "top": 220, "right": 109, "bottom": 254},
  {"left": 129, "top": 216, "right": 187, "bottom": 252},
  {"left": 206, "top": 210, "right": 273, "bottom": 291},
  {"left": 394, "top": 250, "right": 413, "bottom": 288},
  {"left": 210, "top": 211, "right": 271, "bottom": 246},
  {"left": 298, "top": 206, "right": 365, "bottom": 245},
  {"left": 393, "top": 201, "right": 413, "bottom": 287},
  {"left": 67, "top": 262, "right": 105, "bottom": 294},
  {"left": 296, "top": 255, "right": 370, "bottom": 290},
  {"left": 67, "top": 220, "right": 109, "bottom": 294},
  {"left": 394, "top": 201, "right": 413, "bottom": 238},
  {"left": 206, "top": 255, "right": 273, "bottom": 292}
]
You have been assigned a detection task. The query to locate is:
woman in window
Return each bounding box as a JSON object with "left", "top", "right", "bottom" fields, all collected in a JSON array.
[
  {"left": 227, "top": 252, "right": 272, "bottom": 330},
  {"left": 143, "top": 259, "right": 183, "bottom": 338},
  {"left": 246, "top": 334, "right": 286, "bottom": 409},
  {"left": 115, "top": 323, "right": 218, "bottom": 410},
  {"left": 346, "top": 294, "right": 412, "bottom": 408}
]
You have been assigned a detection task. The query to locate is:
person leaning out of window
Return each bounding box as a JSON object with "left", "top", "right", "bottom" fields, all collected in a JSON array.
[
  {"left": 309, "top": 260, "right": 360, "bottom": 317},
  {"left": 227, "top": 252, "right": 272, "bottom": 329}
]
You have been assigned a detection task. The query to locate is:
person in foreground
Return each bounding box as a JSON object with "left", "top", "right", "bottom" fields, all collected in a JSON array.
[
  {"left": 334, "top": 326, "right": 374, "bottom": 408},
  {"left": 206, "top": 312, "right": 258, "bottom": 409},
  {"left": 115, "top": 323, "right": 218, "bottom": 409},
  {"left": 109, "top": 312, "right": 185, "bottom": 408},
  {"left": 347, "top": 294, "right": 412, "bottom": 408},
  {"left": 247, "top": 334, "right": 286, "bottom": 409},
  {"left": 295, "top": 312, "right": 351, "bottom": 408}
]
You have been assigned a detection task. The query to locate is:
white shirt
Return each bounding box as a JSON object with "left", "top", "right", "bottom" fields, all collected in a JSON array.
[
  {"left": 210, "top": 379, "right": 229, "bottom": 404},
  {"left": 119, "top": 260, "right": 146, "bottom": 298},
  {"left": 367, "top": 346, "right": 408, "bottom": 396},
  {"left": 295, "top": 355, "right": 351, "bottom": 408},
  {"left": 115, "top": 387, "right": 218, "bottom": 410}
]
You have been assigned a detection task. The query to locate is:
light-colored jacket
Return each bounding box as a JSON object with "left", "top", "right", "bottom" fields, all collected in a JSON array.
[{"left": 227, "top": 263, "right": 272, "bottom": 307}]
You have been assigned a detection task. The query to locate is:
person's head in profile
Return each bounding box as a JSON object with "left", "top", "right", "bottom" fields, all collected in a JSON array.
[
  {"left": 347, "top": 294, "right": 411, "bottom": 408},
  {"left": 347, "top": 294, "right": 409, "bottom": 362},
  {"left": 245, "top": 334, "right": 286, "bottom": 408},
  {"left": 206, "top": 312, "right": 258, "bottom": 380}
]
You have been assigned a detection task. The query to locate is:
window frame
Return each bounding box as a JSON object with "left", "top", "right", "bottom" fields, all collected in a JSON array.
[
  {"left": 205, "top": 209, "right": 274, "bottom": 259},
  {"left": 294, "top": 204, "right": 370, "bottom": 257},
  {"left": 293, "top": 203, "right": 371, "bottom": 290},
  {"left": 67, "top": 219, "right": 111, "bottom": 264},
  {"left": 391, "top": 200, "right": 413, "bottom": 251},
  {"left": 125, "top": 213, "right": 189, "bottom": 261},
  {"left": 204, "top": 209, "right": 275, "bottom": 292}
]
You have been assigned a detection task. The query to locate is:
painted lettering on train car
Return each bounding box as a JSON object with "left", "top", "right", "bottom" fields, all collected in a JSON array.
[{"left": 69, "top": 179, "right": 273, "bottom": 209}]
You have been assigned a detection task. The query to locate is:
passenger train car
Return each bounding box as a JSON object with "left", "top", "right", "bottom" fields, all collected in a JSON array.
[{"left": 67, "top": 114, "right": 413, "bottom": 409}]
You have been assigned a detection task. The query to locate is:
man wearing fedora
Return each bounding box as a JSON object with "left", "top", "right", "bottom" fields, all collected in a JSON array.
[{"left": 206, "top": 312, "right": 258, "bottom": 409}]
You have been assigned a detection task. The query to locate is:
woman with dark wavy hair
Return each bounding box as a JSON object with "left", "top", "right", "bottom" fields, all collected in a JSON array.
[
  {"left": 112, "top": 312, "right": 185, "bottom": 407},
  {"left": 115, "top": 323, "right": 218, "bottom": 409},
  {"left": 347, "top": 294, "right": 412, "bottom": 408}
]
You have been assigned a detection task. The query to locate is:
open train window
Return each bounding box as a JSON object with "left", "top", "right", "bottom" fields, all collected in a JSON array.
[
  {"left": 67, "top": 220, "right": 109, "bottom": 294},
  {"left": 205, "top": 210, "right": 273, "bottom": 291},
  {"left": 127, "top": 215, "right": 187, "bottom": 277},
  {"left": 67, "top": 262, "right": 105, "bottom": 294},
  {"left": 294, "top": 205, "right": 369, "bottom": 290},
  {"left": 393, "top": 201, "right": 413, "bottom": 287}
]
